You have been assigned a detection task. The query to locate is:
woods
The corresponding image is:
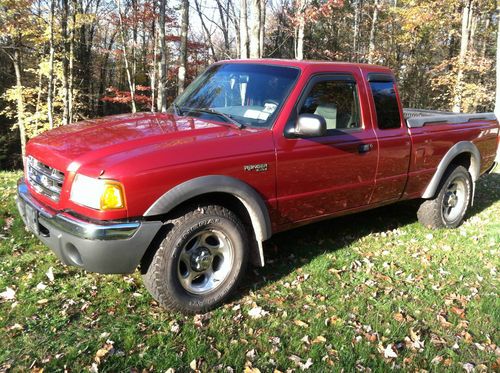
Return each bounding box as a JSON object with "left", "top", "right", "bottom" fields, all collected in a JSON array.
[{"left": 0, "top": 0, "right": 499, "bottom": 169}]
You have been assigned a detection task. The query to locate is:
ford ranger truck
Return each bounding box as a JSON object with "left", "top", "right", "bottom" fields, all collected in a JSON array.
[{"left": 16, "top": 60, "right": 499, "bottom": 313}]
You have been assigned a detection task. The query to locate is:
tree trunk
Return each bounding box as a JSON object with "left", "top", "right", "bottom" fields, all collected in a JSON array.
[
  {"left": 496, "top": 2, "right": 500, "bottom": 119},
  {"left": 69, "top": 0, "right": 76, "bottom": 123},
  {"left": 353, "top": 0, "right": 361, "bottom": 62},
  {"left": 452, "top": 0, "right": 473, "bottom": 113},
  {"left": 368, "top": 0, "right": 380, "bottom": 64},
  {"left": 61, "top": 0, "right": 70, "bottom": 124},
  {"left": 240, "top": 0, "right": 249, "bottom": 58},
  {"left": 131, "top": 0, "right": 138, "bottom": 107},
  {"left": 34, "top": 67, "right": 43, "bottom": 130},
  {"left": 229, "top": 0, "right": 241, "bottom": 57},
  {"left": 259, "top": 0, "right": 265, "bottom": 57},
  {"left": 47, "top": 0, "right": 55, "bottom": 128},
  {"left": 116, "top": 0, "right": 137, "bottom": 113},
  {"left": 158, "top": 0, "right": 167, "bottom": 112},
  {"left": 249, "top": 0, "right": 261, "bottom": 58},
  {"left": 178, "top": 0, "right": 189, "bottom": 95},
  {"left": 295, "top": 0, "right": 306, "bottom": 60},
  {"left": 13, "top": 48, "right": 27, "bottom": 160},
  {"left": 194, "top": 0, "right": 217, "bottom": 59},
  {"left": 98, "top": 32, "right": 116, "bottom": 116},
  {"left": 151, "top": 19, "right": 157, "bottom": 112},
  {"left": 215, "top": 0, "right": 231, "bottom": 56}
]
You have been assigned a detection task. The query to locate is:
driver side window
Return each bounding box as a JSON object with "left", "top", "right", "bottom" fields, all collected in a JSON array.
[{"left": 300, "top": 80, "right": 361, "bottom": 132}]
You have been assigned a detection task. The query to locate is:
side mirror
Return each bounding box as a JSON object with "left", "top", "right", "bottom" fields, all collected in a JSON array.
[{"left": 294, "top": 114, "right": 327, "bottom": 138}]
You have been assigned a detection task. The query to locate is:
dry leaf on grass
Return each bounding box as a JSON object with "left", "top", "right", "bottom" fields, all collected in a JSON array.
[
  {"left": 294, "top": 320, "right": 308, "bottom": 328},
  {"left": 45, "top": 267, "right": 55, "bottom": 282},
  {"left": 0, "top": 287, "right": 16, "bottom": 301},
  {"left": 248, "top": 306, "right": 269, "bottom": 319}
]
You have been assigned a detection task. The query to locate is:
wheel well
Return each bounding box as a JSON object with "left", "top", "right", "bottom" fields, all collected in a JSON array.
[
  {"left": 422, "top": 141, "right": 480, "bottom": 199},
  {"left": 140, "top": 192, "right": 260, "bottom": 273},
  {"left": 449, "top": 152, "right": 471, "bottom": 172}
]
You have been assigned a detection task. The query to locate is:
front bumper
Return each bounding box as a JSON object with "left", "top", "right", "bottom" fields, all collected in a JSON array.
[{"left": 16, "top": 179, "right": 162, "bottom": 274}]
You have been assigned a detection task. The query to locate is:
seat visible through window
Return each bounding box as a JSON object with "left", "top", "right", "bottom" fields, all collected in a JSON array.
[{"left": 300, "top": 79, "right": 361, "bottom": 132}]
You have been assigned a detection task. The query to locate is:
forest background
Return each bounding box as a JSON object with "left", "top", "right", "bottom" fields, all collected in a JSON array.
[{"left": 1, "top": 0, "right": 499, "bottom": 169}]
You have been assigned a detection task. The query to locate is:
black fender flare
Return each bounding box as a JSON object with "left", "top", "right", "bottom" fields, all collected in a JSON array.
[
  {"left": 422, "top": 141, "right": 480, "bottom": 199},
  {"left": 143, "top": 175, "right": 272, "bottom": 266}
]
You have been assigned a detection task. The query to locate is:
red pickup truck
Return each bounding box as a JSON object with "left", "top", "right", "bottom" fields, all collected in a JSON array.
[{"left": 16, "top": 60, "right": 499, "bottom": 313}]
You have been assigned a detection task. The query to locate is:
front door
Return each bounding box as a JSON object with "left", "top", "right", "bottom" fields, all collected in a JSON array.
[{"left": 275, "top": 73, "right": 378, "bottom": 225}]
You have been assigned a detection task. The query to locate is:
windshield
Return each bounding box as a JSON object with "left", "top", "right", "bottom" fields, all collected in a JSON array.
[{"left": 172, "top": 63, "right": 300, "bottom": 128}]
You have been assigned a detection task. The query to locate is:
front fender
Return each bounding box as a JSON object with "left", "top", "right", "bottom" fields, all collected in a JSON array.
[{"left": 144, "top": 175, "right": 272, "bottom": 266}]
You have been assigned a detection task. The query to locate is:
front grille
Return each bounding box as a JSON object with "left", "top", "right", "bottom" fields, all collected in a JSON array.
[{"left": 27, "top": 156, "right": 65, "bottom": 201}]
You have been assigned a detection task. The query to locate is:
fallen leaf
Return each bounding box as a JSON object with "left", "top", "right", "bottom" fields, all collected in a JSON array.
[
  {"left": 248, "top": 306, "right": 269, "bottom": 319},
  {"left": 189, "top": 359, "right": 197, "bottom": 370},
  {"left": 463, "top": 331, "right": 473, "bottom": 344},
  {"left": 246, "top": 349, "right": 256, "bottom": 361},
  {"left": 294, "top": 320, "right": 309, "bottom": 328},
  {"left": 301, "top": 335, "right": 310, "bottom": 345},
  {"left": 46, "top": 267, "right": 55, "bottom": 282},
  {"left": 393, "top": 312, "right": 405, "bottom": 322},
  {"left": 243, "top": 367, "right": 261, "bottom": 373},
  {"left": 0, "top": 287, "right": 16, "bottom": 301},
  {"left": 463, "top": 362, "right": 475, "bottom": 373},
  {"left": 301, "top": 358, "right": 313, "bottom": 370},
  {"left": 170, "top": 320, "right": 180, "bottom": 334},
  {"left": 383, "top": 344, "right": 398, "bottom": 359},
  {"left": 437, "top": 314, "right": 452, "bottom": 328},
  {"left": 431, "top": 355, "right": 443, "bottom": 365},
  {"left": 312, "top": 336, "right": 326, "bottom": 344},
  {"left": 8, "top": 323, "right": 23, "bottom": 331},
  {"left": 451, "top": 307, "right": 465, "bottom": 318},
  {"left": 95, "top": 349, "right": 109, "bottom": 359}
]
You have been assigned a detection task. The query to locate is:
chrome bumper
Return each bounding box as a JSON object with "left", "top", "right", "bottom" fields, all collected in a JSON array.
[
  {"left": 17, "top": 179, "right": 140, "bottom": 240},
  {"left": 16, "top": 179, "right": 162, "bottom": 274}
]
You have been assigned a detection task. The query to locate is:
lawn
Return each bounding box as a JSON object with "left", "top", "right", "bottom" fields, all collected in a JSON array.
[{"left": 0, "top": 170, "right": 498, "bottom": 372}]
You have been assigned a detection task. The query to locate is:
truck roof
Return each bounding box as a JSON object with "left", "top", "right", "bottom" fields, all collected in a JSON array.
[{"left": 216, "top": 58, "right": 394, "bottom": 75}]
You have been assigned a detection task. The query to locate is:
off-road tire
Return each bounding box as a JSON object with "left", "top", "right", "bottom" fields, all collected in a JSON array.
[
  {"left": 142, "top": 204, "right": 248, "bottom": 314},
  {"left": 417, "top": 165, "right": 472, "bottom": 229}
]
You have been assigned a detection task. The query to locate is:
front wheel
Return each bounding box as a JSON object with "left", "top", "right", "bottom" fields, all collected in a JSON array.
[
  {"left": 417, "top": 165, "right": 472, "bottom": 229},
  {"left": 142, "top": 204, "right": 248, "bottom": 314}
]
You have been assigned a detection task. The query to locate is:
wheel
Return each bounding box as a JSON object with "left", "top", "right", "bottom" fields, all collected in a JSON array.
[
  {"left": 142, "top": 204, "right": 248, "bottom": 314},
  {"left": 417, "top": 165, "right": 472, "bottom": 229}
]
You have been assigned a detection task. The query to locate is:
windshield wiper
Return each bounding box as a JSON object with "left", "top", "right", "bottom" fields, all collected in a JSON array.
[
  {"left": 183, "top": 107, "right": 245, "bottom": 129},
  {"left": 172, "top": 103, "right": 183, "bottom": 116}
]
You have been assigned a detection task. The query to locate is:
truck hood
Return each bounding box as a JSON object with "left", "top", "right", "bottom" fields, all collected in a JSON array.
[{"left": 26, "top": 112, "right": 258, "bottom": 175}]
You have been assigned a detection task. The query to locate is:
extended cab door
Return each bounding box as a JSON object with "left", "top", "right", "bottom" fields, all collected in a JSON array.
[
  {"left": 365, "top": 73, "right": 411, "bottom": 204},
  {"left": 274, "top": 72, "right": 378, "bottom": 224}
]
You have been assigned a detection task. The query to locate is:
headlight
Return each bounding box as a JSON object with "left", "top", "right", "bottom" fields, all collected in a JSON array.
[{"left": 70, "top": 174, "right": 126, "bottom": 210}]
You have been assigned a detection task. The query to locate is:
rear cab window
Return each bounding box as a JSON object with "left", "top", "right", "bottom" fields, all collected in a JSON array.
[{"left": 368, "top": 75, "right": 402, "bottom": 130}]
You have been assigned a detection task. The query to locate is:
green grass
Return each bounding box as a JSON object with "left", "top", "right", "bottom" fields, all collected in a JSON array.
[{"left": 0, "top": 170, "right": 499, "bottom": 372}]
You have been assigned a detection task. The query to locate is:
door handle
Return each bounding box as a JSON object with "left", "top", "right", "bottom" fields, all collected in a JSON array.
[{"left": 358, "top": 143, "right": 373, "bottom": 153}]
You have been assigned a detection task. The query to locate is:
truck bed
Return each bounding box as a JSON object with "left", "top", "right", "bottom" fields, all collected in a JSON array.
[{"left": 404, "top": 108, "right": 497, "bottom": 128}]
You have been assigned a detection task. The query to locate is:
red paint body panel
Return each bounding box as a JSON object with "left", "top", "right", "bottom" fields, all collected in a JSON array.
[{"left": 24, "top": 59, "right": 500, "bottom": 234}]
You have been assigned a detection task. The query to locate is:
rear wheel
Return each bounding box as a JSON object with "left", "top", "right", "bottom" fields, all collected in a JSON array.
[
  {"left": 142, "top": 204, "right": 248, "bottom": 314},
  {"left": 417, "top": 165, "right": 472, "bottom": 229}
]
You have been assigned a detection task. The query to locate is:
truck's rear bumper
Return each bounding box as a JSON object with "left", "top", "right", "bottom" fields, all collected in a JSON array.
[{"left": 16, "top": 179, "right": 162, "bottom": 274}]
